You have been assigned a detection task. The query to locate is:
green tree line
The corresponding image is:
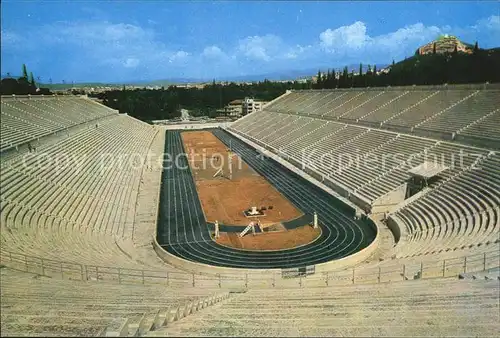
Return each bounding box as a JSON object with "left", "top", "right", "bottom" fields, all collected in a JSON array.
[
  {"left": 96, "top": 48, "right": 499, "bottom": 122},
  {"left": 314, "top": 47, "right": 500, "bottom": 89},
  {"left": 93, "top": 79, "right": 312, "bottom": 121},
  {"left": 0, "top": 64, "right": 53, "bottom": 95}
]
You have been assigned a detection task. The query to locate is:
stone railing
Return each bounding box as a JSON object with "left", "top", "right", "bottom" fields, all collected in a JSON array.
[{"left": 1, "top": 246, "right": 498, "bottom": 289}]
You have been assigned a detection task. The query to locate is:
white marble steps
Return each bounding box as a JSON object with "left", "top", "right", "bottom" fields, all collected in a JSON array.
[
  {"left": 151, "top": 278, "right": 499, "bottom": 337},
  {"left": 0, "top": 268, "right": 231, "bottom": 337},
  {"left": 0, "top": 96, "right": 117, "bottom": 152}
]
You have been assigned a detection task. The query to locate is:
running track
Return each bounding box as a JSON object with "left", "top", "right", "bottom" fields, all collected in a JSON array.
[{"left": 157, "top": 129, "right": 377, "bottom": 269}]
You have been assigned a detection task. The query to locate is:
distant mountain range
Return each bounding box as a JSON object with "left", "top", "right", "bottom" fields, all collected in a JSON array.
[
  {"left": 127, "top": 64, "right": 390, "bottom": 85},
  {"left": 2, "top": 64, "right": 388, "bottom": 89}
]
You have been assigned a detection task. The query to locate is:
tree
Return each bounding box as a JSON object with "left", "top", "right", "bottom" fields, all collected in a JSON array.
[
  {"left": 473, "top": 41, "right": 479, "bottom": 54},
  {"left": 359, "top": 63, "right": 363, "bottom": 77},
  {"left": 22, "top": 64, "right": 28, "bottom": 80},
  {"left": 339, "top": 66, "right": 349, "bottom": 88},
  {"left": 453, "top": 43, "right": 458, "bottom": 54},
  {"left": 331, "top": 70, "right": 337, "bottom": 88},
  {"left": 433, "top": 43, "right": 437, "bottom": 54},
  {"left": 328, "top": 69, "right": 336, "bottom": 89},
  {"left": 325, "top": 69, "right": 332, "bottom": 89},
  {"left": 29, "top": 72, "right": 36, "bottom": 87},
  {"left": 372, "top": 65, "right": 378, "bottom": 87},
  {"left": 365, "top": 65, "right": 373, "bottom": 87},
  {"left": 316, "top": 70, "right": 322, "bottom": 89}
]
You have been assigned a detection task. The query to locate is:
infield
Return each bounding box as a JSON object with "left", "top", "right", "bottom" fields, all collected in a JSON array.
[
  {"left": 216, "top": 224, "right": 321, "bottom": 251},
  {"left": 181, "top": 130, "right": 303, "bottom": 227}
]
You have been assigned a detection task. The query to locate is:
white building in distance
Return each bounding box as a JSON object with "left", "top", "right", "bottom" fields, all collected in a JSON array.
[{"left": 242, "top": 97, "right": 265, "bottom": 115}]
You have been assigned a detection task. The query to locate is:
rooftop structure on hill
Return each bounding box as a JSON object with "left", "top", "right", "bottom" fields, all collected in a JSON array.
[{"left": 417, "top": 34, "right": 474, "bottom": 55}]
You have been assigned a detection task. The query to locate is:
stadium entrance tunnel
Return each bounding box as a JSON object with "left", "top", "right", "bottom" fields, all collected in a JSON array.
[{"left": 155, "top": 128, "right": 377, "bottom": 269}]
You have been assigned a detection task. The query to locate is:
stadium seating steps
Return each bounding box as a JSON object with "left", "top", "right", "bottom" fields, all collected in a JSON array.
[{"left": 0, "top": 90, "right": 498, "bottom": 336}]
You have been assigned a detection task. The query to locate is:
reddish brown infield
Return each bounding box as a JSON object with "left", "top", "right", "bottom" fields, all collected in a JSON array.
[{"left": 181, "top": 130, "right": 320, "bottom": 250}]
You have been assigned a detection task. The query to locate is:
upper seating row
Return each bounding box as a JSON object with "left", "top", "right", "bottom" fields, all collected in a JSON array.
[
  {"left": 262, "top": 87, "right": 500, "bottom": 147},
  {"left": 0, "top": 96, "right": 117, "bottom": 152}
]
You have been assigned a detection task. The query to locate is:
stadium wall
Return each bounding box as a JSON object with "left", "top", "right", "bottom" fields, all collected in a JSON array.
[
  {"left": 152, "top": 224, "right": 381, "bottom": 276},
  {"left": 412, "top": 128, "right": 454, "bottom": 142},
  {"left": 154, "top": 122, "right": 232, "bottom": 130},
  {"left": 371, "top": 183, "right": 408, "bottom": 214},
  {"left": 385, "top": 214, "right": 410, "bottom": 248}
]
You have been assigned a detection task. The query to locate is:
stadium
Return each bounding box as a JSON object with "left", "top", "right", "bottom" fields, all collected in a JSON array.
[
  {"left": 1, "top": 81, "right": 499, "bottom": 336},
  {"left": 3, "top": 0, "right": 500, "bottom": 335}
]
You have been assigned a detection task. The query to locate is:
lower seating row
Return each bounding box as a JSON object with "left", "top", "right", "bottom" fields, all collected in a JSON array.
[
  {"left": 0, "top": 267, "right": 228, "bottom": 337},
  {"left": 152, "top": 277, "right": 500, "bottom": 337}
]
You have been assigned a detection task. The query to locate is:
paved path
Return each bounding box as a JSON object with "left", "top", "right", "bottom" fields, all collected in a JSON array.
[{"left": 157, "top": 129, "right": 376, "bottom": 269}]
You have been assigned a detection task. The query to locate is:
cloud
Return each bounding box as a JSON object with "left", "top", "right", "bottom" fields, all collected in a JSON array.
[
  {"left": 49, "top": 22, "right": 152, "bottom": 44},
  {"left": 474, "top": 15, "right": 500, "bottom": 32},
  {"left": 32, "top": 21, "right": 189, "bottom": 76},
  {"left": 202, "top": 45, "right": 226, "bottom": 59},
  {"left": 373, "top": 23, "right": 441, "bottom": 49},
  {"left": 319, "top": 21, "right": 442, "bottom": 60},
  {"left": 320, "top": 21, "right": 369, "bottom": 52},
  {"left": 315, "top": 17, "right": 500, "bottom": 63},
  {"left": 283, "top": 44, "right": 312, "bottom": 59},
  {"left": 237, "top": 34, "right": 284, "bottom": 61},
  {"left": 456, "top": 15, "right": 500, "bottom": 46},
  {"left": 1, "top": 30, "right": 24, "bottom": 49},
  {"left": 2, "top": 15, "right": 499, "bottom": 82},
  {"left": 169, "top": 51, "right": 190, "bottom": 63},
  {"left": 123, "top": 58, "right": 140, "bottom": 68},
  {"left": 234, "top": 34, "right": 311, "bottom": 64}
]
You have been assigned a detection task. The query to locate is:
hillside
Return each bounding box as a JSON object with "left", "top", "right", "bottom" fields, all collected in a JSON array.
[{"left": 388, "top": 46, "right": 500, "bottom": 85}]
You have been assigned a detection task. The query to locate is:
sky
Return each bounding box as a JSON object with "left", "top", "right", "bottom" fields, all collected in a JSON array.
[{"left": 1, "top": 1, "right": 499, "bottom": 83}]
